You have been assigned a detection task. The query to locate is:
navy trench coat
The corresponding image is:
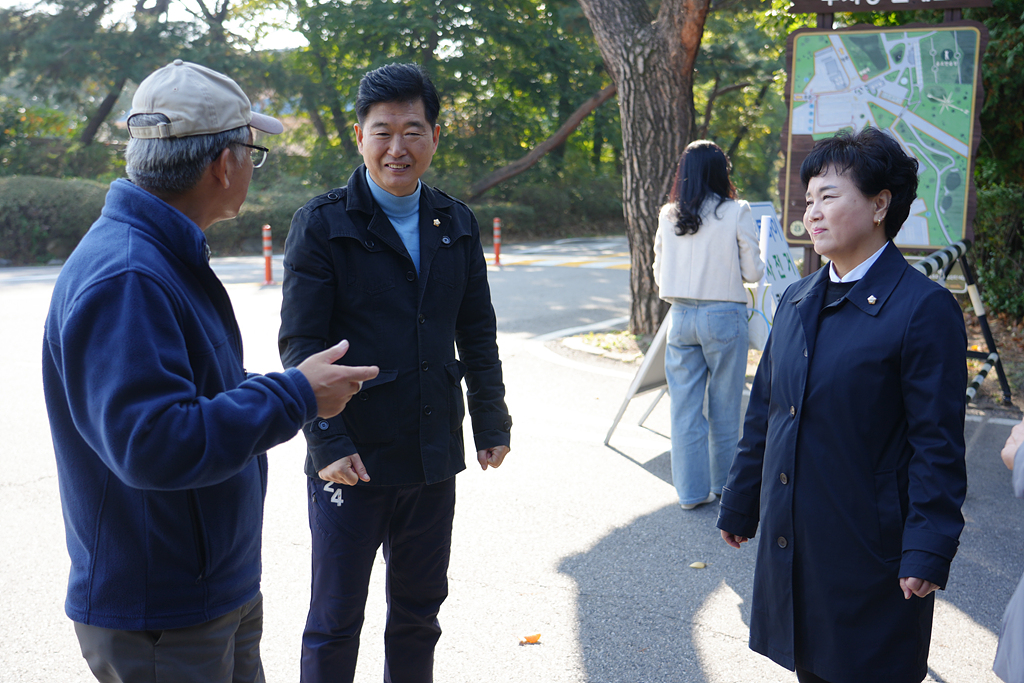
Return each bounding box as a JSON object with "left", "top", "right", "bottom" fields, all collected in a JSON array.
[
  {"left": 717, "top": 243, "right": 967, "bottom": 683},
  {"left": 278, "top": 166, "right": 511, "bottom": 486}
]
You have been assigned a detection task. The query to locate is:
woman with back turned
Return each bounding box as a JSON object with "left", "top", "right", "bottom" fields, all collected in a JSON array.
[
  {"left": 653, "top": 140, "right": 764, "bottom": 510},
  {"left": 717, "top": 127, "right": 968, "bottom": 683}
]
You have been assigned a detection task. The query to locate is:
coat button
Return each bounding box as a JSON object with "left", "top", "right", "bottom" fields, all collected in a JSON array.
[
  {"left": 779, "top": 472, "right": 788, "bottom": 485},
  {"left": 364, "top": 238, "right": 375, "bottom": 249},
  {"left": 803, "top": 349, "right": 808, "bottom": 357},
  {"left": 790, "top": 406, "right": 796, "bottom": 416},
  {"left": 421, "top": 361, "right": 429, "bottom": 371},
  {"left": 406, "top": 271, "right": 415, "bottom": 281},
  {"left": 418, "top": 314, "right": 426, "bottom": 324},
  {"left": 777, "top": 536, "right": 788, "bottom": 549},
  {"left": 441, "top": 235, "right": 451, "bottom": 245},
  {"left": 327, "top": 192, "right": 340, "bottom": 200},
  {"left": 423, "top": 405, "right": 433, "bottom": 416},
  {"left": 318, "top": 420, "right": 329, "bottom": 431}
]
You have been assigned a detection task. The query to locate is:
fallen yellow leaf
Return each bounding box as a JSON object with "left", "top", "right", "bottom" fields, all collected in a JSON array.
[
  {"left": 519, "top": 633, "right": 541, "bottom": 645},
  {"left": 689, "top": 561, "right": 706, "bottom": 569}
]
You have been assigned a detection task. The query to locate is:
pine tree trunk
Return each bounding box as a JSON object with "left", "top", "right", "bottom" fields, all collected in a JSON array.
[{"left": 577, "top": 0, "right": 710, "bottom": 334}]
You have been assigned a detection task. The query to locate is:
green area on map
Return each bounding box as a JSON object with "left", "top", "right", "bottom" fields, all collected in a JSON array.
[{"left": 789, "top": 28, "right": 979, "bottom": 247}]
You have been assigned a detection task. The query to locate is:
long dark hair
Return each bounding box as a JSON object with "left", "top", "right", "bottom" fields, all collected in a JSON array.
[{"left": 669, "top": 140, "right": 736, "bottom": 236}]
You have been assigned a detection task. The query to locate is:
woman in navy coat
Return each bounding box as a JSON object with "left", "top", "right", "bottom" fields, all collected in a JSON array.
[{"left": 717, "top": 128, "right": 968, "bottom": 683}]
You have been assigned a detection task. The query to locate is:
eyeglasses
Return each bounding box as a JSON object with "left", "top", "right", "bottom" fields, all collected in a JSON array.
[{"left": 236, "top": 142, "right": 269, "bottom": 169}]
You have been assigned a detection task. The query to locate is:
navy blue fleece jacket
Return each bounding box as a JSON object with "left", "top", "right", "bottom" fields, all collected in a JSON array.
[{"left": 43, "top": 179, "right": 317, "bottom": 630}]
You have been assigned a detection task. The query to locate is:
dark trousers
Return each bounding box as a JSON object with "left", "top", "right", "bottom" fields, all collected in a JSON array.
[
  {"left": 301, "top": 476, "right": 456, "bottom": 683},
  {"left": 74, "top": 591, "right": 265, "bottom": 683}
]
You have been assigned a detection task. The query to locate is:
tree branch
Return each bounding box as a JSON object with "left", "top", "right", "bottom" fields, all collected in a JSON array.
[
  {"left": 699, "top": 80, "right": 749, "bottom": 138},
  {"left": 466, "top": 82, "right": 617, "bottom": 202}
]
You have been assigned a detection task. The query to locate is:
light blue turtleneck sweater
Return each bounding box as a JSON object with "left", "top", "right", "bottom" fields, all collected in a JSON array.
[{"left": 365, "top": 170, "right": 422, "bottom": 274}]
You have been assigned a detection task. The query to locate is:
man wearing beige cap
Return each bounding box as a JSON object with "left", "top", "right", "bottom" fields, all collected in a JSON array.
[{"left": 42, "top": 59, "right": 378, "bottom": 683}]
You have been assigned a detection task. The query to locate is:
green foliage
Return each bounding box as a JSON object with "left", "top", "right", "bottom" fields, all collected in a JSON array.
[
  {"left": 279, "top": 0, "right": 618, "bottom": 186},
  {"left": 1, "top": 96, "right": 124, "bottom": 177},
  {"left": 0, "top": 175, "right": 107, "bottom": 264},
  {"left": 205, "top": 183, "right": 313, "bottom": 256},
  {"left": 469, "top": 171, "right": 624, "bottom": 240},
  {"left": 966, "top": 0, "right": 1024, "bottom": 184},
  {"left": 694, "top": 0, "right": 797, "bottom": 202},
  {"left": 972, "top": 183, "right": 1024, "bottom": 321}
]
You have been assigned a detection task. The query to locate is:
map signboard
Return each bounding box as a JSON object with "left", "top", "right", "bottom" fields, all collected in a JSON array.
[
  {"left": 788, "top": 0, "right": 991, "bottom": 14},
  {"left": 779, "top": 23, "right": 988, "bottom": 250}
]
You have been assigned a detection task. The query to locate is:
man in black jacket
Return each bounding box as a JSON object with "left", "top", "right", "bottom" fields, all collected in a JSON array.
[{"left": 279, "top": 63, "right": 512, "bottom": 683}]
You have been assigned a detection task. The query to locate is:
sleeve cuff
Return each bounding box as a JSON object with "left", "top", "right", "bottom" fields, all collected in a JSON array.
[
  {"left": 717, "top": 507, "right": 759, "bottom": 540},
  {"left": 899, "top": 550, "right": 951, "bottom": 589},
  {"left": 284, "top": 367, "right": 319, "bottom": 424},
  {"left": 303, "top": 417, "right": 357, "bottom": 473},
  {"left": 473, "top": 428, "right": 511, "bottom": 453}
]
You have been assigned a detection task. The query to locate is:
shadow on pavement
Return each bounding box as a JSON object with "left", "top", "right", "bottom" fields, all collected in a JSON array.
[
  {"left": 941, "top": 418, "right": 1024, "bottom": 633},
  {"left": 557, "top": 502, "right": 764, "bottom": 683}
]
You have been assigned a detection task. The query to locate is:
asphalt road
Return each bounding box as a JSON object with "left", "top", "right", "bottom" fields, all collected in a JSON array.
[{"left": 2, "top": 238, "right": 1022, "bottom": 682}]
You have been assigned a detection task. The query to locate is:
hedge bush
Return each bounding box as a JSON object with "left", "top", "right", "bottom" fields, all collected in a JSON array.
[
  {"left": 0, "top": 176, "right": 108, "bottom": 264},
  {"left": 0, "top": 169, "right": 626, "bottom": 265},
  {"left": 973, "top": 183, "right": 1024, "bottom": 321},
  {"left": 206, "top": 186, "right": 311, "bottom": 256},
  {"left": 470, "top": 174, "right": 625, "bottom": 242}
]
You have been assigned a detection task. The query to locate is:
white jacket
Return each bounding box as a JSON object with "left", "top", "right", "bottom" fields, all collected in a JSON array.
[{"left": 653, "top": 198, "right": 764, "bottom": 304}]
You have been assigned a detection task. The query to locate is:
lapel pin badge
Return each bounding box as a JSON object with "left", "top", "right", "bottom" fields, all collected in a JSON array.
[
  {"left": 433, "top": 219, "right": 440, "bottom": 226},
  {"left": 867, "top": 295, "right": 877, "bottom": 305}
]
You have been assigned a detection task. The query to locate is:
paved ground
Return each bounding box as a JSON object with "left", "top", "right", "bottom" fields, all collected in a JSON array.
[{"left": 2, "top": 239, "right": 1022, "bottom": 682}]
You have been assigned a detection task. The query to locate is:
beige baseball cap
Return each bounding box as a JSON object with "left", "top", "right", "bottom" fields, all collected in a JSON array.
[{"left": 128, "top": 59, "right": 283, "bottom": 139}]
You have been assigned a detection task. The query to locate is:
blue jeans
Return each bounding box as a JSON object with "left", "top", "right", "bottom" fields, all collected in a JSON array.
[{"left": 664, "top": 299, "right": 748, "bottom": 506}]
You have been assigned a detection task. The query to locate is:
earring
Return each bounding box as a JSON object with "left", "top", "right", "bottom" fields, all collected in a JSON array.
[{"left": 874, "top": 218, "right": 881, "bottom": 229}]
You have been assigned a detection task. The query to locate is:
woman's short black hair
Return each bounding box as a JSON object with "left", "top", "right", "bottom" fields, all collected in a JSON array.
[
  {"left": 356, "top": 63, "right": 441, "bottom": 127},
  {"left": 800, "top": 127, "right": 919, "bottom": 240},
  {"left": 668, "top": 139, "right": 736, "bottom": 236}
]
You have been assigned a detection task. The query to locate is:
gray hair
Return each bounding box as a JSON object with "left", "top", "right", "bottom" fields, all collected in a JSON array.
[{"left": 125, "top": 114, "right": 249, "bottom": 194}]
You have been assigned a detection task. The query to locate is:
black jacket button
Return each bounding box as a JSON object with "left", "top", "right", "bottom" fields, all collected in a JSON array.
[
  {"left": 780, "top": 473, "right": 788, "bottom": 485},
  {"left": 421, "top": 361, "right": 429, "bottom": 371},
  {"left": 406, "top": 271, "right": 415, "bottom": 281},
  {"left": 423, "top": 405, "right": 432, "bottom": 416},
  {"left": 777, "top": 536, "right": 788, "bottom": 549}
]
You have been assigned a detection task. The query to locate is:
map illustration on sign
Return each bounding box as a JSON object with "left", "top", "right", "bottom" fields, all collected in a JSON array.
[{"left": 781, "top": 24, "right": 985, "bottom": 249}]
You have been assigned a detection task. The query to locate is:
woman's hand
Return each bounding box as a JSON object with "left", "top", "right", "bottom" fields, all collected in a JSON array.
[
  {"left": 721, "top": 529, "right": 749, "bottom": 549},
  {"left": 900, "top": 576, "right": 939, "bottom": 599}
]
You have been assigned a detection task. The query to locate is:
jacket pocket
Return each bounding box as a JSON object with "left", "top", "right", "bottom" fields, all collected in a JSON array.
[
  {"left": 187, "top": 490, "right": 209, "bottom": 582},
  {"left": 342, "top": 369, "right": 400, "bottom": 444},
  {"left": 445, "top": 360, "right": 467, "bottom": 432},
  {"left": 873, "top": 471, "right": 903, "bottom": 563},
  {"left": 431, "top": 235, "right": 466, "bottom": 290}
]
